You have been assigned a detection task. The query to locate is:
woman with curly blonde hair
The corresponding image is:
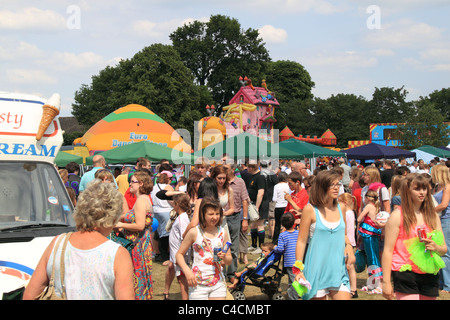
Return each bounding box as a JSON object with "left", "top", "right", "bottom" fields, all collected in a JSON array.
[{"left": 24, "top": 180, "right": 134, "bottom": 300}]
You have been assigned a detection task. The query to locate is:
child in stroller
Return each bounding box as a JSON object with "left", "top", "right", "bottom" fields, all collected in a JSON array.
[{"left": 228, "top": 243, "right": 285, "bottom": 300}]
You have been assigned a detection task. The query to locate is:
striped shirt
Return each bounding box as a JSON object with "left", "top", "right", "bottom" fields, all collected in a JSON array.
[
  {"left": 229, "top": 177, "right": 249, "bottom": 214},
  {"left": 274, "top": 229, "right": 298, "bottom": 268}
]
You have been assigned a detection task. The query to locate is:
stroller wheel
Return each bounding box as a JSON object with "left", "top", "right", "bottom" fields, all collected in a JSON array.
[
  {"left": 272, "top": 292, "right": 285, "bottom": 300},
  {"left": 232, "top": 291, "right": 246, "bottom": 300}
]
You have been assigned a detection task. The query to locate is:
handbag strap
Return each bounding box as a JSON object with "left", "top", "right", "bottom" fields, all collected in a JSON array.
[
  {"left": 58, "top": 232, "right": 72, "bottom": 299},
  {"left": 48, "top": 233, "right": 65, "bottom": 286}
]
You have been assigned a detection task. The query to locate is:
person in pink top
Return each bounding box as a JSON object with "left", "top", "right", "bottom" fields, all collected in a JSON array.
[{"left": 382, "top": 173, "right": 447, "bottom": 300}]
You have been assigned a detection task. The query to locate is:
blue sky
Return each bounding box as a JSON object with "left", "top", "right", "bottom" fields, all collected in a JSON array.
[{"left": 0, "top": 0, "right": 449, "bottom": 117}]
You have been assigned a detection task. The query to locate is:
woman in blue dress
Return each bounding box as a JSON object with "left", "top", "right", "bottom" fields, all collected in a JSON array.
[{"left": 294, "top": 170, "right": 356, "bottom": 300}]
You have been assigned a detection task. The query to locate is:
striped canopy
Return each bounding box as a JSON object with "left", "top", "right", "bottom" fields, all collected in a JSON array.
[{"left": 80, "top": 104, "right": 191, "bottom": 154}]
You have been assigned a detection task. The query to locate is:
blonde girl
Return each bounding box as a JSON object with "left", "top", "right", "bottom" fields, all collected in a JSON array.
[
  {"left": 357, "top": 189, "right": 384, "bottom": 294},
  {"left": 390, "top": 175, "right": 405, "bottom": 212},
  {"left": 382, "top": 173, "right": 447, "bottom": 300},
  {"left": 358, "top": 190, "right": 381, "bottom": 225},
  {"left": 339, "top": 192, "right": 358, "bottom": 298},
  {"left": 430, "top": 164, "right": 450, "bottom": 292},
  {"left": 361, "top": 166, "right": 390, "bottom": 214}
]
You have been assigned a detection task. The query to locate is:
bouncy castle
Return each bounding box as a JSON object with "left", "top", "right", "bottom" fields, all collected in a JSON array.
[
  {"left": 279, "top": 126, "right": 337, "bottom": 147},
  {"left": 198, "top": 77, "right": 280, "bottom": 150}
]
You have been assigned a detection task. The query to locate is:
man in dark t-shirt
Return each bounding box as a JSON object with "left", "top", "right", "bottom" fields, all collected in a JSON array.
[
  {"left": 380, "top": 160, "right": 395, "bottom": 188},
  {"left": 247, "top": 162, "right": 268, "bottom": 252}
]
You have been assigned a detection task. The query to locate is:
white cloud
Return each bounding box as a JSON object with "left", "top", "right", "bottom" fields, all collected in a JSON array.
[
  {"left": 238, "top": 0, "right": 347, "bottom": 15},
  {"left": 304, "top": 51, "right": 378, "bottom": 69},
  {"left": 402, "top": 56, "right": 450, "bottom": 73},
  {"left": 0, "top": 7, "right": 66, "bottom": 30},
  {"left": 258, "top": 25, "right": 288, "bottom": 44},
  {"left": 0, "top": 41, "right": 45, "bottom": 61},
  {"left": 419, "top": 48, "right": 450, "bottom": 62},
  {"left": 6, "top": 68, "right": 57, "bottom": 85},
  {"left": 131, "top": 17, "right": 209, "bottom": 41},
  {"left": 371, "top": 49, "right": 395, "bottom": 56},
  {"left": 47, "top": 52, "right": 105, "bottom": 71},
  {"left": 364, "top": 19, "right": 443, "bottom": 49},
  {"left": 132, "top": 20, "right": 161, "bottom": 39}
]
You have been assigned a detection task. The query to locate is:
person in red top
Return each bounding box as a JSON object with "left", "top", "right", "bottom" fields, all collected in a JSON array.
[
  {"left": 284, "top": 172, "right": 309, "bottom": 226},
  {"left": 124, "top": 168, "right": 154, "bottom": 210}
]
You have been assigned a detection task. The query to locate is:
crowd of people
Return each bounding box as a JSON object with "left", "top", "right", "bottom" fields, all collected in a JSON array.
[{"left": 24, "top": 154, "right": 450, "bottom": 301}]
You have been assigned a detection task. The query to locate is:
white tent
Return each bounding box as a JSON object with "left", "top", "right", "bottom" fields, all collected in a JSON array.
[{"left": 410, "top": 149, "right": 445, "bottom": 163}]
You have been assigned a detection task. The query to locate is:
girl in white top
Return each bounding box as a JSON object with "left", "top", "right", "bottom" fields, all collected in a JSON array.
[
  {"left": 176, "top": 198, "right": 232, "bottom": 300},
  {"left": 166, "top": 193, "right": 192, "bottom": 300},
  {"left": 272, "top": 172, "right": 290, "bottom": 243},
  {"left": 23, "top": 180, "right": 134, "bottom": 300}
]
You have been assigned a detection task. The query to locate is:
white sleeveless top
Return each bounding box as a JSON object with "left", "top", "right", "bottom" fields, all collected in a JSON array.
[
  {"left": 46, "top": 233, "right": 120, "bottom": 300},
  {"left": 191, "top": 225, "right": 225, "bottom": 286},
  {"left": 218, "top": 190, "right": 229, "bottom": 209},
  {"left": 151, "top": 183, "right": 172, "bottom": 212}
]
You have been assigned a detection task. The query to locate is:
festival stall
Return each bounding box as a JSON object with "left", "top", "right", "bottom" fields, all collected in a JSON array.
[
  {"left": 415, "top": 145, "right": 450, "bottom": 159},
  {"left": 55, "top": 151, "right": 83, "bottom": 167},
  {"left": 85, "top": 140, "right": 194, "bottom": 165},
  {"left": 278, "top": 139, "right": 344, "bottom": 159},
  {"left": 194, "top": 132, "right": 302, "bottom": 162},
  {"left": 409, "top": 148, "right": 444, "bottom": 163},
  {"left": 344, "top": 143, "right": 416, "bottom": 160}
]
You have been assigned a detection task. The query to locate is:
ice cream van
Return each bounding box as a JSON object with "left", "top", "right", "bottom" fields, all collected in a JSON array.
[{"left": 0, "top": 92, "right": 75, "bottom": 299}]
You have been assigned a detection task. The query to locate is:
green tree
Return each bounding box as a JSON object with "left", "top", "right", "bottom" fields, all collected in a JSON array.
[
  {"left": 263, "top": 60, "right": 315, "bottom": 133},
  {"left": 369, "top": 86, "right": 414, "bottom": 123},
  {"left": 308, "top": 94, "right": 370, "bottom": 148},
  {"left": 72, "top": 44, "right": 213, "bottom": 137},
  {"left": 419, "top": 88, "right": 450, "bottom": 121},
  {"left": 397, "top": 101, "right": 450, "bottom": 149},
  {"left": 170, "top": 14, "right": 271, "bottom": 108}
]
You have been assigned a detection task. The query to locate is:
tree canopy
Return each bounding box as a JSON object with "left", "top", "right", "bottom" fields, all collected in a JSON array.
[
  {"left": 170, "top": 14, "right": 270, "bottom": 110},
  {"left": 72, "top": 44, "right": 213, "bottom": 136}
]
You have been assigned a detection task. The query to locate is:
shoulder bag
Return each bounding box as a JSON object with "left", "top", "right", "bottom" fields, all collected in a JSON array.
[
  {"left": 35, "top": 232, "right": 72, "bottom": 300},
  {"left": 108, "top": 231, "right": 135, "bottom": 255},
  {"left": 248, "top": 203, "right": 260, "bottom": 222}
]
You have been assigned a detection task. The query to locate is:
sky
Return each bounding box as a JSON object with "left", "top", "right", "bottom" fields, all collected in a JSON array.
[{"left": 0, "top": 0, "right": 449, "bottom": 117}]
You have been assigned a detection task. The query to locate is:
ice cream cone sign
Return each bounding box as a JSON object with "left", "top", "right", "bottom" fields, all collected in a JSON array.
[{"left": 36, "top": 93, "right": 60, "bottom": 141}]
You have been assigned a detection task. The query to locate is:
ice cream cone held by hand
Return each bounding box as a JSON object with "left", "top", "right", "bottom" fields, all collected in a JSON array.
[{"left": 36, "top": 93, "right": 60, "bottom": 141}]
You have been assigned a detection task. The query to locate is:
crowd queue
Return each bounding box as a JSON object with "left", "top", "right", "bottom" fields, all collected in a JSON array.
[{"left": 23, "top": 154, "right": 450, "bottom": 300}]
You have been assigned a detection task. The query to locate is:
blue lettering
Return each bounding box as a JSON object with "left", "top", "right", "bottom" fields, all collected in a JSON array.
[
  {"left": 0, "top": 143, "right": 10, "bottom": 154},
  {"left": 40, "top": 145, "right": 57, "bottom": 157},
  {"left": 129, "top": 133, "right": 148, "bottom": 140},
  {"left": 12, "top": 143, "right": 24, "bottom": 155},
  {"left": 0, "top": 143, "right": 57, "bottom": 157},
  {"left": 24, "top": 144, "right": 38, "bottom": 156}
]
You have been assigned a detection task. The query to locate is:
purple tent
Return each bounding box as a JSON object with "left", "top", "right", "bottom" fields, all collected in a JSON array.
[{"left": 344, "top": 143, "right": 416, "bottom": 160}]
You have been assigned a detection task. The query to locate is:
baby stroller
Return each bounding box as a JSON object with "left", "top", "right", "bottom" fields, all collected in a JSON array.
[{"left": 230, "top": 251, "right": 285, "bottom": 300}]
